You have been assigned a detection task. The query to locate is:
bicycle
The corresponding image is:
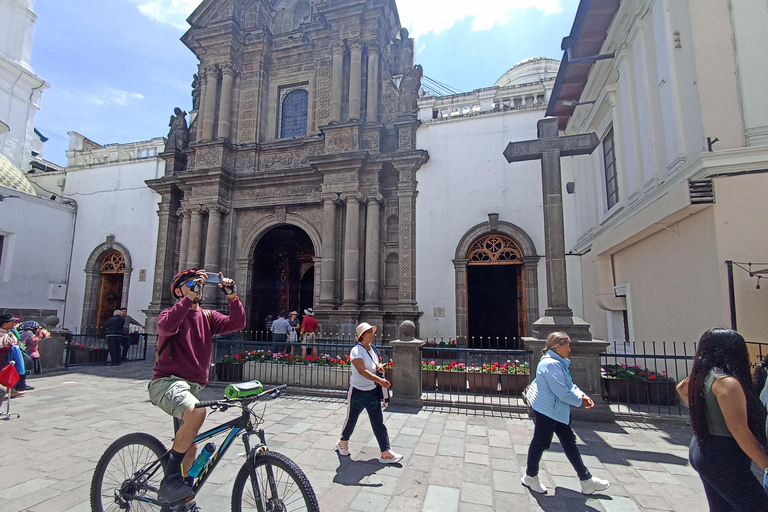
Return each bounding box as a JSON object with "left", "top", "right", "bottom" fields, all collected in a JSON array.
[{"left": 90, "top": 384, "right": 320, "bottom": 512}]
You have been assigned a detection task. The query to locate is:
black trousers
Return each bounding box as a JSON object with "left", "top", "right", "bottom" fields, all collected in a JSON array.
[
  {"left": 526, "top": 409, "right": 591, "bottom": 481},
  {"left": 690, "top": 434, "right": 768, "bottom": 512},
  {"left": 106, "top": 335, "right": 122, "bottom": 364},
  {"left": 340, "top": 387, "right": 390, "bottom": 452},
  {"left": 121, "top": 335, "right": 131, "bottom": 360}
]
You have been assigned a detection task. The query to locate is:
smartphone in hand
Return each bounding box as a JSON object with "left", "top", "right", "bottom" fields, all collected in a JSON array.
[{"left": 204, "top": 272, "right": 222, "bottom": 284}]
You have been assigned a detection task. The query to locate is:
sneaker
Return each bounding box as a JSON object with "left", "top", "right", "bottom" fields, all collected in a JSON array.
[
  {"left": 158, "top": 475, "right": 195, "bottom": 504},
  {"left": 379, "top": 450, "right": 403, "bottom": 464},
  {"left": 335, "top": 440, "right": 350, "bottom": 456},
  {"left": 521, "top": 474, "right": 547, "bottom": 494},
  {"left": 580, "top": 476, "right": 610, "bottom": 495},
  {"left": 10, "top": 389, "right": 24, "bottom": 399},
  {"left": 22, "top": 385, "right": 35, "bottom": 391}
]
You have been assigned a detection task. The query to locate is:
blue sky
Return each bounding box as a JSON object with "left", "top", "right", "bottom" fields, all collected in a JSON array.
[{"left": 31, "top": 0, "right": 579, "bottom": 166}]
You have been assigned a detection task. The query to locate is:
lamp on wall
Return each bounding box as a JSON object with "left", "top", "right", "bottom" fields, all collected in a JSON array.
[
  {"left": 561, "top": 100, "right": 596, "bottom": 108},
  {"left": 0, "top": 121, "right": 9, "bottom": 134}
]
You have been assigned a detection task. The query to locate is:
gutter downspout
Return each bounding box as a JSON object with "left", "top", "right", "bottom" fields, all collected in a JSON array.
[{"left": 60, "top": 198, "right": 77, "bottom": 329}]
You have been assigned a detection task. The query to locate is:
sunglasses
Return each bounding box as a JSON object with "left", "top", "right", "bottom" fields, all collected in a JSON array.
[{"left": 184, "top": 280, "right": 200, "bottom": 288}]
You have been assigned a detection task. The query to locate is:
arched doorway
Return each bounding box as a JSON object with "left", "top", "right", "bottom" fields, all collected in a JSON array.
[
  {"left": 95, "top": 251, "right": 125, "bottom": 331},
  {"left": 251, "top": 225, "right": 315, "bottom": 331},
  {"left": 466, "top": 234, "right": 526, "bottom": 349}
]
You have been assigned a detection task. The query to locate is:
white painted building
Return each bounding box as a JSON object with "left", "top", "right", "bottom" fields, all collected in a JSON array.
[
  {"left": 415, "top": 58, "right": 585, "bottom": 347},
  {"left": 549, "top": 0, "right": 768, "bottom": 346},
  {"left": 28, "top": 133, "right": 166, "bottom": 331}
]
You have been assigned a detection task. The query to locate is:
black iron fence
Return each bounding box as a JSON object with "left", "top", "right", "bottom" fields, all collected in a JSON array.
[{"left": 64, "top": 333, "right": 150, "bottom": 368}]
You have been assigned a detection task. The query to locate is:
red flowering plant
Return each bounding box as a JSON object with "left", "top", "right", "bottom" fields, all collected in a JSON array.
[
  {"left": 316, "top": 354, "right": 350, "bottom": 367},
  {"left": 383, "top": 359, "right": 394, "bottom": 369},
  {"left": 499, "top": 361, "right": 530, "bottom": 375},
  {"left": 421, "top": 360, "right": 437, "bottom": 370},
  {"left": 65, "top": 342, "right": 107, "bottom": 352},
  {"left": 424, "top": 339, "right": 459, "bottom": 348},
  {"left": 602, "top": 363, "right": 673, "bottom": 382},
  {"left": 437, "top": 361, "right": 466, "bottom": 372},
  {"left": 467, "top": 363, "right": 500, "bottom": 374}
]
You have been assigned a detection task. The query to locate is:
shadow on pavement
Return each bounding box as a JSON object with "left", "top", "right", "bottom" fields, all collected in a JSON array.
[
  {"left": 333, "top": 453, "right": 398, "bottom": 486},
  {"left": 528, "top": 487, "right": 612, "bottom": 511}
]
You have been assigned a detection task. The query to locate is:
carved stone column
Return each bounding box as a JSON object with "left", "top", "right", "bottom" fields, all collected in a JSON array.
[
  {"left": 217, "top": 64, "right": 236, "bottom": 141},
  {"left": 196, "top": 67, "right": 208, "bottom": 143},
  {"left": 348, "top": 40, "right": 363, "bottom": 121},
  {"left": 204, "top": 206, "right": 225, "bottom": 274},
  {"left": 178, "top": 208, "right": 192, "bottom": 271},
  {"left": 201, "top": 65, "right": 220, "bottom": 141},
  {"left": 145, "top": 186, "right": 181, "bottom": 333},
  {"left": 364, "top": 194, "right": 382, "bottom": 305},
  {"left": 342, "top": 192, "right": 363, "bottom": 307},
  {"left": 329, "top": 43, "right": 345, "bottom": 124},
  {"left": 187, "top": 206, "right": 204, "bottom": 269},
  {"left": 319, "top": 194, "right": 339, "bottom": 305},
  {"left": 397, "top": 168, "right": 417, "bottom": 305},
  {"left": 365, "top": 43, "right": 380, "bottom": 124}
]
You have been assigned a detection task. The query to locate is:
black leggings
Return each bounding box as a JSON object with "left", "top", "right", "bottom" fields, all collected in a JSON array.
[
  {"left": 340, "top": 387, "right": 390, "bottom": 452},
  {"left": 526, "top": 409, "right": 591, "bottom": 481},
  {"left": 690, "top": 435, "right": 768, "bottom": 511}
]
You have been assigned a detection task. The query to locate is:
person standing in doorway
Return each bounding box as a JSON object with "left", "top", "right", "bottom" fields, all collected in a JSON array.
[
  {"left": 270, "top": 312, "right": 291, "bottom": 353},
  {"left": 336, "top": 322, "right": 402, "bottom": 464},
  {"left": 120, "top": 307, "right": 145, "bottom": 362},
  {"left": 288, "top": 311, "right": 300, "bottom": 354},
  {"left": 300, "top": 308, "right": 319, "bottom": 360},
  {"left": 522, "top": 332, "right": 610, "bottom": 495},
  {"left": 677, "top": 328, "right": 768, "bottom": 511},
  {"left": 103, "top": 310, "right": 125, "bottom": 366}
]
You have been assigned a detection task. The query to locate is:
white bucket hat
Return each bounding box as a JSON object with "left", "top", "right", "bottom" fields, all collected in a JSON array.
[
  {"left": 355, "top": 322, "right": 377, "bottom": 341},
  {"left": 304, "top": 308, "right": 314, "bottom": 316}
]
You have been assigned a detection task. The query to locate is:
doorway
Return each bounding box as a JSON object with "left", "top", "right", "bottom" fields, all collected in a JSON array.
[
  {"left": 95, "top": 250, "right": 125, "bottom": 331},
  {"left": 465, "top": 234, "right": 526, "bottom": 349},
  {"left": 251, "top": 225, "right": 315, "bottom": 331}
]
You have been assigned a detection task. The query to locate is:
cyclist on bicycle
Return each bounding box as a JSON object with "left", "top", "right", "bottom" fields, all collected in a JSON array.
[{"left": 148, "top": 269, "right": 245, "bottom": 504}]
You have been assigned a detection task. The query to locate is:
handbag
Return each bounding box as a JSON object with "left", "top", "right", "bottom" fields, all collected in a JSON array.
[
  {"left": 289, "top": 329, "right": 298, "bottom": 342},
  {"left": 522, "top": 380, "right": 538, "bottom": 406}
]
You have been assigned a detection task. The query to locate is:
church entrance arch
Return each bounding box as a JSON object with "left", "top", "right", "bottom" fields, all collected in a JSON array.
[
  {"left": 82, "top": 236, "right": 133, "bottom": 333},
  {"left": 454, "top": 222, "right": 540, "bottom": 350},
  {"left": 250, "top": 225, "right": 315, "bottom": 332}
]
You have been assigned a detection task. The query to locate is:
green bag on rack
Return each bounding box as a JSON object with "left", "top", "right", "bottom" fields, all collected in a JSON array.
[{"left": 224, "top": 380, "right": 264, "bottom": 399}]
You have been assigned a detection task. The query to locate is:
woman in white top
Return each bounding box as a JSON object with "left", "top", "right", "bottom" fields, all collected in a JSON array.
[{"left": 336, "top": 322, "right": 403, "bottom": 464}]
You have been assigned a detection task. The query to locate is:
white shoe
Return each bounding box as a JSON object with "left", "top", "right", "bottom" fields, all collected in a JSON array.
[
  {"left": 581, "top": 476, "right": 610, "bottom": 495},
  {"left": 335, "top": 440, "right": 350, "bottom": 456},
  {"left": 379, "top": 450, "right": 403, "bottom": 464},
  {"left": 521, "top": 474, "right": 547, "bottom": 494}
]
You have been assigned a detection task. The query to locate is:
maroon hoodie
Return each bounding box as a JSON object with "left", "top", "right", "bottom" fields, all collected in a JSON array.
[{"left": 153, "top": 296, "right": 246, "bottom": 386}]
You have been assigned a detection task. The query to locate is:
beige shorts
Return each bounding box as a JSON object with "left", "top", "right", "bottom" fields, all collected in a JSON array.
[{"left": 148, "top": 376, "right": 202, "bottom": 419}]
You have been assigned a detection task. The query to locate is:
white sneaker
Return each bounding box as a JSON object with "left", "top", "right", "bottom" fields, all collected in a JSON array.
[
  {"left": 580, "top": 476, "right": 610, "bottom": 495},
  {"left": 521, "top": 474, "right": 547, "bottom": 494}
]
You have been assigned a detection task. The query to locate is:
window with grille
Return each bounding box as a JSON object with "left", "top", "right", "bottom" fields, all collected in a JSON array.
[
  {"left": 279, "top": 88, "right": 308, "bottom": 138},
  {"left": 603, "top": 127, "right": 618, "bottom": 210}
]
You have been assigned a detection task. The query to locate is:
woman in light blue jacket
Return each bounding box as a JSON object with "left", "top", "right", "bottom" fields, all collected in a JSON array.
[{"left": 521, "top": 332, "right": 610, "bottom": 495}]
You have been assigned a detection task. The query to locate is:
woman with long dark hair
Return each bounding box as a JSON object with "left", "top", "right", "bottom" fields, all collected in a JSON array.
[{"left": 677, "top": 328, "right": 768, "bottom": 511}]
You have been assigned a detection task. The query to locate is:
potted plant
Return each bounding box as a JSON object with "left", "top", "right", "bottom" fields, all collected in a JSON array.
[
  {"left": 499, "top": 361, "right": 529, "bottom": 395},
  {"left": 436, "top": 361, "right": 466, "bottom": 392},
  {"left": 467, "top": 363, "right": 499, "bottom": 394},
  {"left": 601, "top": 364, "right": 649, "bottom": 403},
  {"left": 215, "top": 352, "right": 245, "bottom": 382},
  {"left": 422, "top": 360, "right": 437, "bottom": 391},
  {"left": 646, "top": 370, "right": 678, "bottom": 406}
]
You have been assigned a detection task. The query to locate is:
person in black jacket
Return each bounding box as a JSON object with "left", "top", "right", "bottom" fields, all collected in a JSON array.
[{"left": 103, "top": 310, "right": 125, "bottom": 366}]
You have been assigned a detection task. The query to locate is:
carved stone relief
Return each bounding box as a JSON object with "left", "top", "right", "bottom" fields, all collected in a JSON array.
[
  {"left": 275, "top": 205, "right": 287, "bottom": 223},
  {"left": 325, "top": 129, "right": 358, "bottom": 153},
  {"left": 240, "top": 77, "right": 257, "bottom": 142},
  {"left": 316, "top": 63, "right": 331, "bottom": 126},
  {"left": 323, "top": 171, "right": 358, "bottom": 184},
  {"left": 262, "top": 150, "right": 303, "bottom": 172},
  {"left": 363, "top": 131, "right": 380, "bottom": 152},
  {"left": 235, "top": 152, "right": 256, "bottom": 173},
  {"left": 398, "top": 126, "right": 413, "bottom": 150},
  {"left": 195, "top": 147, "right": 224, "bottom": 169}
]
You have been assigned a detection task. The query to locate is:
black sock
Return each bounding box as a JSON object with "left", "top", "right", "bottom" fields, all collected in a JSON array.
[{"left": 165, "top": 449, "right": 185, "bottom": 480}]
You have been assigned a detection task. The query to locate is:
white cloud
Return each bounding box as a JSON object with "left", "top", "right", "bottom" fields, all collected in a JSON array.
[
  {"left": 397, "top": 0, "right": 563, "bottom": 38},
  {"left": 81, "top": 85, "right": 145, "bottom": 107},
  {"left": 136, "top": 0, "right": 200, "bottom": 30}
]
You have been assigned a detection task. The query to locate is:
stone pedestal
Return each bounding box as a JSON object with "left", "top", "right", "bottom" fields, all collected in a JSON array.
[
  {"left": 532, "top": 315, "right": 593, "bottom": 341},
  {"left": 159, "top": 148, "right": 187, "bottom": 176},
  {"left": 390, "top": 340, "right": 424, "bottom": 408},
  {"left": 40, "top": 329, "right": 67, "bottom": 372},
  {"left": 393, "top": 118, "right": 419, "bottom": 151},
  {"left": 524, "top": 337, "right": 609, "bottom": 397}
]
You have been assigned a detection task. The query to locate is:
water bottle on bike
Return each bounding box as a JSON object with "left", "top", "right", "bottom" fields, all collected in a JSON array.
[{"left": 187, "top": 443, "right": 215, "bottom": 478}]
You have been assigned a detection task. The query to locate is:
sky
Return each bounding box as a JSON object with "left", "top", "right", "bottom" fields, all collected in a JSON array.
[{"left": 31, "top": 0, "right": 579, "bottom": 166}]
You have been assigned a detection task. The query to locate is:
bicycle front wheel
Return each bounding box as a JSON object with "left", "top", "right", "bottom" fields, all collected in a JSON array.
[
  {"left": 232, "top": 451, "right": 319, "bottom": 512},
  {"left": 91, "top": 432, "right": 167, "bottom": 512}
]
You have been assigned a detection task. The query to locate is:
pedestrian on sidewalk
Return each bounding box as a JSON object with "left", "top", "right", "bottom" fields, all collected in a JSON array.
[
  {"left": 677, "top": 328, "right": 768, "bottom": 511},
  {"left": 522, "top": 332, "right": 610, "bottom": 495},
  {"left": 103, "top": 310, "right": 125, "bottom": 366},
  {"left": 120, "top": 307, "right": 145, "bottom": 362},
  {"left": 336, "top": 322, "right": 402, "bottom": 464}
]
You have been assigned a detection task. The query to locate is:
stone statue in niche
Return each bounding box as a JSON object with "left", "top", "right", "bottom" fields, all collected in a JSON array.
[
  {"left": 388, "top": 27, "right": 414, "bottom": 77},
  {"left": 167, "top": 107, "right": 189, "bottom": 150},
  {"left": 398, "top": 64, "right": 423, "bottom": 116},
  {"left": 191, "top": 74, "right": 201, "bottom": 111}
]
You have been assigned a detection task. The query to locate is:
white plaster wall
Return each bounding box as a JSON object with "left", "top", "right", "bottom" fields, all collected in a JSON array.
[
  {"left": 0, "top": 0, "right": 36, "bottom": 71},
  {"left": 0, "top": 60, "right": 47, "bottom": 172},
  {"left": 0, "top": 185, "right": 75, "bottom": 317},
  {"left": 415, "top": 108, "right": 584, "bottom": 340},
  {"left": 60, "top": 158, "right": 164, "bottom": 329}
]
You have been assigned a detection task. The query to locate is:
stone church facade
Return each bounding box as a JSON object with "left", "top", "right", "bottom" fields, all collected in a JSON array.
[{"left": 146, "top": 0, "right": 428, "bottom": 338}]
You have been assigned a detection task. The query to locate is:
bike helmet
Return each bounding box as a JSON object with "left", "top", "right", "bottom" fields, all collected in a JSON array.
[{"left": 170, "top": 268, "right": 199, "bottom": 298}]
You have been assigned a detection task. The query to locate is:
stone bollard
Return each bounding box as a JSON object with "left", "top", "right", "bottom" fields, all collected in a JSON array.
[
  {"left": 40, "top": 328, "right": 68, "bottom": 372},
  {"left": 390, "top": 320, "right": 424, "bottom": 408}
]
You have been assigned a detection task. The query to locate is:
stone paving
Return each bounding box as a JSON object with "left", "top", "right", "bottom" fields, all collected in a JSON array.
[{"left": 0, "top": 357, "right": 709, "bottom": 511}]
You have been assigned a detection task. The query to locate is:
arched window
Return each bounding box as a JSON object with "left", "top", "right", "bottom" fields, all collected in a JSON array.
[
  {"left": 101, "top": 251, "right": 126, "bottom": 273},
  {"left": 467, "top": 234, "right": 523, "bottom": 264},
  {"left": 280, "top": 89, "right": 309, "bottom": 138}
]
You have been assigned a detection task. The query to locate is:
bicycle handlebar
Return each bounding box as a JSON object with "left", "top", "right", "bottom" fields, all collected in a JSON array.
[{"left": 195, "top": 384, "right": 288, "bottom": 409}]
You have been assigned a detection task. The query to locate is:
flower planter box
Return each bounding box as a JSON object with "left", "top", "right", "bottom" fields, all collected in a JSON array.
[
  {"left": 647, "top": 380, "right": 678, "bottom": 406},
  {"left": 89, "top": 349, "right": 109, "bottom": 364},
  {"left": 215, "top": 362, "right": 244, "bottom": 382},
  {"left": 467, "top": 373, "right": 499, "bottom": 394},
  {"left": 68, "top": 350, "right": 91, "bottom": 365},
  {"left": 499, "top": 373, "right": 528, "bottom": 396},
  {"left": 436, "top": 371, "right": 466, "bottom": 393},
  {"left": 384, "top": 368, "right": 393, "bottom": 385},
  {"left": 239, "top": 362, "right": 350, "bottom": 390},
  {"left": 422, "top": 370, "right": 437, "bottom": 391},
  {"left": 603, "top": 377, "right": 649, "bottom": 403}
]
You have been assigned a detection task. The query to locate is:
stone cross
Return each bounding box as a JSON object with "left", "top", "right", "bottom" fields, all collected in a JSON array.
[{"left": 504, "top": 117, "right": 599, "bottom": 325}]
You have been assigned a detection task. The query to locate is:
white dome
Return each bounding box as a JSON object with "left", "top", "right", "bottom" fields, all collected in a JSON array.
[{"left": 494, "top": 57, "right": 560, "bottom": 87}]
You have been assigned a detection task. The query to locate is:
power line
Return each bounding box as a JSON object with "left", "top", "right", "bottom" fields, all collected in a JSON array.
[{"left": 421, "top": 75, "right": 463, "bottom": 97}]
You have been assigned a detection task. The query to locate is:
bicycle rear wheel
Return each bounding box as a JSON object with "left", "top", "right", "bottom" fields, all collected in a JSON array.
[
  {"left": 91, "top": 432, "right": 167, "bottom": 512},
  {"left": 232, "top": 451, "right": 319, "bottom": 512}
]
